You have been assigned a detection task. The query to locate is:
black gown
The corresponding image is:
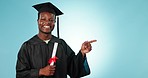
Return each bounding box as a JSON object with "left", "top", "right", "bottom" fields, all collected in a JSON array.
[{"left": 16, "top": 35, "right": 90, "bottom": 78}]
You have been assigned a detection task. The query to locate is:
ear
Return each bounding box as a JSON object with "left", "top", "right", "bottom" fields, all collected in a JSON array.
[
  {"left": 37, "top": 19, "right": 39, "bottom": 23},
  {"left": 37, "top": 19, "right": 40, "bottom": 25}
]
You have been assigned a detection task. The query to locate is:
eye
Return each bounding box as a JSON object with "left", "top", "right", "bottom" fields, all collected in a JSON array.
[
  {"left": 50, "top": 20, "right": 55, "bottom": 22},
  {"left": 40, "top": 16, "right": 46, "bottom": 20},
  {"left": 40, "top": 17, "right": 46, "bottom": 20}
]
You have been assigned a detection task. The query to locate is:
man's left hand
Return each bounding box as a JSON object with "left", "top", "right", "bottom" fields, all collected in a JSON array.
[{"left": 81, "top": 40, "right": 97, "bottom": 56}]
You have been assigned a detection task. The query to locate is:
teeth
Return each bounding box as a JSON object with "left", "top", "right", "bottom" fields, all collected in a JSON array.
[{"left": 44, "top": 26, "right": 50, "bottom": 28}]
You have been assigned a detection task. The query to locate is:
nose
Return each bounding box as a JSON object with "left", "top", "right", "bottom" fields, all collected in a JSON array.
[
  {"left": 44, "top": 20, "right": 55, "bottom": 25},
  {"left": 42, "top": 22, "right": 50, "bottom": 26}
]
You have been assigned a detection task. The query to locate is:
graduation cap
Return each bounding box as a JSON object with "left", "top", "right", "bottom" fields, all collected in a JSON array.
[{"left": 32, "top": 2, "right": 63, "bottom": 38}]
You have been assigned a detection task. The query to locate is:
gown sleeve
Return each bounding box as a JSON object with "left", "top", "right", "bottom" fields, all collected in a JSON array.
[
  {"left": 16, "top": 42, "right": 39, "bottom": 78},
  {"left": 61, "top": 40, "right": 90, "bottom": 78}
]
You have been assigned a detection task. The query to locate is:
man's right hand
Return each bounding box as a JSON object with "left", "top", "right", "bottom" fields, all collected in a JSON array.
[{"left": 39, "top": 65, "right": 56, "bottom": 76}]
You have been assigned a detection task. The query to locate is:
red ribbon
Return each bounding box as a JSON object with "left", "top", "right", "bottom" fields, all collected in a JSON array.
[{"left": 48, "top": 56, "right": 58, "bottom": 65}]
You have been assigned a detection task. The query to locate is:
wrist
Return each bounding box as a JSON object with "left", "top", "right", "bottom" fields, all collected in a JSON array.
[
  {"left": 39, "top": 69, "right": 43, "bottom": 76},
  {"left": 80, "top": 50, "right": 86, "bottom": 57}
]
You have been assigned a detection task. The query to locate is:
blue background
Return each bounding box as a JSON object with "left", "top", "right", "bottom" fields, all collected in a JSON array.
[{"left": 0, "top": 0, "right": 148, "bottom": 78}]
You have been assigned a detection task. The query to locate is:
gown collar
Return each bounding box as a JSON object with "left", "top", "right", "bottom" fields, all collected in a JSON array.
[{"left": 28, "top": 35, "right": 62, "bottom": 44}]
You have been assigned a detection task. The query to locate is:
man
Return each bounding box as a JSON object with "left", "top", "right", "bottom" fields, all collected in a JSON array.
[{"left": 16, "top": 2, "right": 96, "bottom": 78}]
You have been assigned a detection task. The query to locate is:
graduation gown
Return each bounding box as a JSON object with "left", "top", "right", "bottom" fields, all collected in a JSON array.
[{"left": 16, "top": 35, "right": 90, "bottom": 78}]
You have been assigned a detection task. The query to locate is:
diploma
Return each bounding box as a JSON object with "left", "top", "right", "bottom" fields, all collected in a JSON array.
[{"left": 48, "top": 42, "right": 58, "bottom": 65}]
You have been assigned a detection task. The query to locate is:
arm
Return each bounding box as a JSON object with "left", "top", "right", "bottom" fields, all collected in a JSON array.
[
  {"left": 67, "top": 40, "right": 97, "bottom": 78},
  {"left": 60, "top": 40, "right": 93, "bottom": 78},
  {"left": 67, "top": 49, "right": 90, "bottom": 78},
  {"left": 16, "top": 43, "right": 56, "bottom": 78},
  {"left": 16, "top": 43, "right": 39, "bottom": 78}
]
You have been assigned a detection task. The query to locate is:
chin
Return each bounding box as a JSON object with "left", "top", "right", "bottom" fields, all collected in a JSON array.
[
  {"left": 40, "top": 30, "right": 51, "bottom": 34},
  {"left": 43, "top": 32, "right": 51, "bottom": 34}
]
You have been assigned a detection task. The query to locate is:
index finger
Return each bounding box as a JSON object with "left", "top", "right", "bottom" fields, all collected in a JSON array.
[{"left": 88, "top": 40, "right": 97, "bottom": 43}]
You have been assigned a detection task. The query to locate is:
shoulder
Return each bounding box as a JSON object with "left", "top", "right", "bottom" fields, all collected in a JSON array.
[
  {"left": 18, "top": 35, "right": 39, "bottom": 50},
  {"left": 24, "top": 35, "right": 43, "bottom": 45}
]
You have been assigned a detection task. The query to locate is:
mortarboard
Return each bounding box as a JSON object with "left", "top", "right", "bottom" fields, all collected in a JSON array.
[{"left": 32, "top": 2, "right": 63, "bottom": 38}]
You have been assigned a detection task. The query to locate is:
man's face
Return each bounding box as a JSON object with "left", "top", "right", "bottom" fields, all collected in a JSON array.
[{"left": 38, "top": 12, "right": 56, "bottom": 34}]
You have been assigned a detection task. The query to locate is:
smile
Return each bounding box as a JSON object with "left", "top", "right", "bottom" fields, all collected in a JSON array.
[{"left": 43, "top": 26, "right": 50, "bottom": 29}]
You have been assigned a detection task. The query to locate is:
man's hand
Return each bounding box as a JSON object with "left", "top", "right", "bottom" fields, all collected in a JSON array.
[
  {"left": 39, "top": 65, "right": 56, "bottom": 76},
  {"left": 81, "top": 40, "right": 97, "bottom": 56}
]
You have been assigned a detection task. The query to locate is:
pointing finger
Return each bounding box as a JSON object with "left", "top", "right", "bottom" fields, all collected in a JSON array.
[{"left": 88, "top": 40, "right": 97, "bottom": 43}]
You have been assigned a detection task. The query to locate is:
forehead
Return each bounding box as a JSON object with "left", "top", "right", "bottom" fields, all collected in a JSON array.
[{"left": 39, "top": 12, "right": 55, "bottom": 17}]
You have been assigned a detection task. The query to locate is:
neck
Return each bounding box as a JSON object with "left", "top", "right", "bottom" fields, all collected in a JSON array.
[{"left": 38, "top": 32, "right": 52, "bottom": 40}]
